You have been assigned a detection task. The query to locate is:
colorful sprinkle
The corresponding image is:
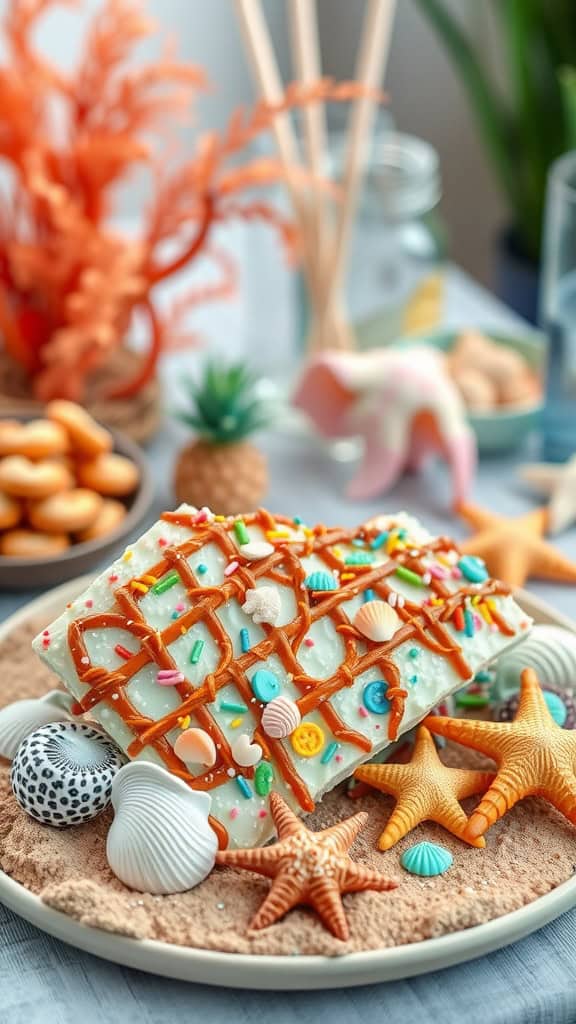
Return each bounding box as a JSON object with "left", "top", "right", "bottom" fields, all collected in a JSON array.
[
  {"left": 254, "top": 761, "right": 274, "bottom": 796},
  {"left": 478, "top": 602, "right": 494, "bottom": 625},
  {"left": 171, "top": 611, "right": 180, "bottom": 620},
  {"left": 152, "top": 571, "right": 179, "bottom": 595},
  {"left": 429, "top": 564, "right": 448, "bottom": 580},
  {"left": 453, "top": 606, "right": 465, "bottom": 631},
  {"left": 458, "top": 555, "right": 489, "bottom": 584},
  {"left": 304, "top": 638, "right": 315, "bottom": 647},
  {"left": 370, "top": 531, "right": 389, "bottom": 550},
  {"left": 109, "top": 574, "right": 119, "bottom": 583},
  {"left": 267, "top": 529, "right": 291, "bottom": 539},
  {"left": 236, "top": 775, "right": 253, "bottom": 799},
  {"left": 158, "top": 538, "right": 167, "bottom": 547},
  {"left": 156, "top": 668, "right": 185, "bottom": 686},
  {"left": 114, "top": 644, "right": 133, "bottom": 660},
  {"left": 321, "top": 741, "right": 339, "bottom": 764},
  {"left": 395, "top": 566, "right": 423, "bottom": 587},
  {"left": 464, "top": 608, "right": 475, "bottom": 637},
  {"left": 358, "top": 705, "right": 369, "bottom": 718},
  {"left": 240, "top": 628, "right": 251, "bottom": 653},
  {"left": 175, "top": 602, "right": 185, "bottom": 612},
  {"left": 224, "top": 560, "right": 239, "bottom": 576},
  {"left": 340, "top": 573, "right": 356, "bottom": 581},
  {"left": 229, "top": 807, "right": 239, "bottom": 820},
  {"left": 122, "top": 550, "right": 133, "bottom": 562},
  {"left": 352, "top": 538, "right": 366, "bottom": 548},
  {"left": 178, "top": 715, "right": 191, "bottom": 729},
  {"left": 409, "top": 674, "right": 418, "bottom": 685},
  {"left": 293, "top": 515, "right": 303, "bottom": 525},
  {"left": 408, "top": 647, "right": 420, "bottom": 659},
  {"left": 196, "top": 563, "right": 207, "bottom": 575},
  {"left": 220, "top": 700, "right": 248, "bottom": 714},
  {"left": 234, "top": 520, "right": 250, "bottom": 546},
  {"left": 230, "top": 717, "right": 243, "bottom": 728},
  {"left": 130, "top": 580, "right": 148, "bottom": 594},
  {"left": 364, "top": 588, "right": 376, "bottom": 603},
  {"left": 258, "top": 809, "right": 268, "bottom": 819},
  {"left": 190, "top": 639, "right": 204, "bottom": 665}
]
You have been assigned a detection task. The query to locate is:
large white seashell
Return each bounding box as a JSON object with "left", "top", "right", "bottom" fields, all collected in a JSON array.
[
  {"left": 241, "top": 586, "right": 281, "bottom": 625},
  {"left": 353, "top": 600, "right": 402, "bottom": 643},
  {"left": 231, "top": 733, "right": 262, "bottom": 767},
  {"left": 494, "top": 624, "right": 576, "bottom": 701},
  {"left": 261, "top": 696, "right": 301, "bottom": 739},
  {"left": 106, "top": 762, "right": 217, "bottom": 894},
  {"left": 0, "top": 690, "right": 73, "bottom": 761}
]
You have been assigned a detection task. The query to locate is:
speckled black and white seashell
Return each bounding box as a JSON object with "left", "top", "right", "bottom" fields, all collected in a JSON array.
[{"left": 10, "top": 721, "right": 125, "bottom": 828}]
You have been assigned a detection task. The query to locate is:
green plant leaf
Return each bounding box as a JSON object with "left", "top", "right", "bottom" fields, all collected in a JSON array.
[{"left": 560, "top": 66, "right": 576, "bottom": 149}]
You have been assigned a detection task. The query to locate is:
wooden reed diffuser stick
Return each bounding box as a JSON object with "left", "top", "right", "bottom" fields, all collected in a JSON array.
[{"left": 318, "top": 0, "right": 397, "bottom": 341}]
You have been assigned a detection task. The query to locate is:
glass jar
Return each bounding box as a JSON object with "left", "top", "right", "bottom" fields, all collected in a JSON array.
[{"left": 296, "top": 131, "right": 447, "bottom": 351}]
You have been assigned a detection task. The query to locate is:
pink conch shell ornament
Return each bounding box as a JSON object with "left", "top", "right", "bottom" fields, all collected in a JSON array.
[{"left": 293, "top": 346, "right": 476, "bottom": 505}]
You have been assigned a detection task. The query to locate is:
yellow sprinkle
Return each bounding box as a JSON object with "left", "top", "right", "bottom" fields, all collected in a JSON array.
[
  {"left": 215, "top": 515, "right": 225, "bottom": 522},
  {"left": 178, "top": 715, "right": 191, "bottom": 730},
  {"left": 437, "top": 555, "right": 452, "bottom": 568},
  {"left": 479, "top": 602, "right": 493, "bottom": 624},
  {"left": 230, "top": 717, "right": 243, "bottom": 728},
  {"left": 332, "top": 547, "right": 343, "bottom": 559},
  {"left": 430, "top": 596, "right": 444, "bottom": 606},
  {"left": 303, "top": 527, "right": 314, "bottom": 537},
  {"left": 130, "top": 581, "right": 148, "bottom": 594},
  {"left": 141, "top": 575, "right": 157, "bottom": 585},
  {"left": 471, "top": 595, "right": 481, "bottom": 606},
  {"left": 266, "top": 529, "right": 291, "bottom": 539},
  {"left": 486, "top": 598, "right": 497, "bottom": 612},
  {"left": 180, "top": 626, "right": 186, "bottom": 635},
  {"left": 122, "top": 550, "right": 133, "bottom": 562},
  {"left": 340, "top": 573, "right": 356, "bottom": 581}
]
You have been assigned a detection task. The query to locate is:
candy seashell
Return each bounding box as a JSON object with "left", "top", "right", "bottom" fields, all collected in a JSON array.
[
  {"left": 0, "top": 690, "right": 73, "bottom": 761},
  {"left": 242, "top": 586, "right": 282, "bottom": 625},
  {"left": 11, "top": 722, "right": 124, "bottom": 827},
  {"left": 304, "top": 570, "right": 337, "bottom": 592},
  {"left": 240, "top": 540, "right": 274, "bottom": 560},
  {"left": 494, "top": 624, "right": 576, "bottom": 701},
  {"left": 353, "top": 600, "right": 402, "bottom": 643},
  {"left": 106, "top": 761, "right": 217, "bottom": 894},
  {"left": 231, "top": 733, "right": 263, "bottom": 768},
  {"left": 174, "top": 727, "right": 216, "bottom": 768},
  {"left": 400, "top": 841, "right": 453, "bottom": 877},
  {"left": 262, "top": 696, "right": 302, "bottom": 739}
]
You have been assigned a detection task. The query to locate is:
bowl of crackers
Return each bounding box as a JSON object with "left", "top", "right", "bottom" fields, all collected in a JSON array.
[{"left": 0, "top": 402, "right": 154, "bottom": 589}]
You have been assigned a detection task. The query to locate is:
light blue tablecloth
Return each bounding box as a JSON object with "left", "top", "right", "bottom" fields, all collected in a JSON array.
[{"left": 1, "top": 270, "right": 576, "bottom": 1023}]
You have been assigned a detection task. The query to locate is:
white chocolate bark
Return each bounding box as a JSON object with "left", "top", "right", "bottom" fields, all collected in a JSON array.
[{"left": 34, "top": 506, "right": 530, "bottom": 848}]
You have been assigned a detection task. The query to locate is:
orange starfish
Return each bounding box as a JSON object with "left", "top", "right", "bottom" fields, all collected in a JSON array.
[
  {"left": 354, "top": 726, "right": 494, "bottom": 850},
  {"left": 425, "top": 668, "right": 576, "bottom": 842},
  {"left": 216, "top": 792, "right": 396, "bottom": 940},
  {"left": 457, "top": 502, "right": 576, "bottom": 587}
]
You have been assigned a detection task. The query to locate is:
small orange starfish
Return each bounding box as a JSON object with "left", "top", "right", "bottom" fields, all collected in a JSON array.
[
  {"left": 425, "top": 668, "right": 576, "bottom": 842},
  {"left": 354, "top": 726, "right": 494, "bottom": 850},
  {"left": 216, "top": 792, "right": 397, "bottom": 940},
  {"left": 457, "top": 502, "right": 576, "bottom": 587}
]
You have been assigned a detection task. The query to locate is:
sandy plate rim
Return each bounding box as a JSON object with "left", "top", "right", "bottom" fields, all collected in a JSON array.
[{"left": 0, "top": 576, "right": 575, "bottom": 990}]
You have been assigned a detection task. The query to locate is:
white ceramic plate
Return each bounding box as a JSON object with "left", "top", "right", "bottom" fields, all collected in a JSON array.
[{"left": 1, "top": 578, "right": 575, "bottom": 990}]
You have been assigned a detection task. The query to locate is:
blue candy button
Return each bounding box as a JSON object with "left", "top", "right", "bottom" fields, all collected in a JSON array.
[
  {"left": 458, "top": 555, "right": 489, "bottom": 583},
  {"left": 362, "top": 680, "right": 390, "bottom": 715},
  {"left": 251, "top": 669, "right": 281, "bottom": 703},
  {"left": 544, "top": 691, "right": 567, "bottom": 727}
]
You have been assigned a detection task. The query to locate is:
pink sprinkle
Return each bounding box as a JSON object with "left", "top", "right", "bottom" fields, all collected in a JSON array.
[
  {"left": 258, "top": 809, "right": 268, "bottom": 819},
  {"left": 85, "top": 599, "right": 93, "bottom": 608},
  {"left": 335, "top": 754, "right": 343, "bottom": 763},
  {"left": 473, "top": 613, "right": 482, "bottom": 630},
  {"left": 224, "top": 560, "right": 239, "bottom": 577},
  {"left": 194, "top": 509, "right": 209, "bottom": 524},
  {"left": 375, "top": 724, "right": 381, "bottom": 730},
  {"left": 156, "top": 669, "right": 185, "bottom": 686},
  {"left": 429, "top": 564, "right": 447, "bottom": 580},
  {"left": 358, "top": 706, "right": 369, "bottom": 718},
  {"left": 451, "top": 567, "right": 462, "bottom": 579},
  {"left": 175, "top": 602, "right": 185, "bottom": 612},
  {"left": 158, "top": 538, "right": 168, "bottom": 547},
  {"left": 109, "top": 574, "right": 118, "bottom": 583},
  {"left": 304, "top": 638, "right": 315, "bottom": 647},
  {"left": 229, "top": 807, "right": 239, "bottom": 820}
]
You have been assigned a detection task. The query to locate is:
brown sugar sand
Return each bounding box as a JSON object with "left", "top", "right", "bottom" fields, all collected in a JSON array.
[{"left": 0, "top": 616, "right": 575, "bottom": 957}]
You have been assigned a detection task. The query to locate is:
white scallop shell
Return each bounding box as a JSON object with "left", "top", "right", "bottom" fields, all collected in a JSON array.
[
  {"left": 231, "top": 733, "right": 262, "bottom": 767},
  {"left": 106, "top": 761, "right": 217, "bottom": 894},
  {"left": 240, "top": 540, "right": 274, "bottom": 560},
  {"left": 353, "top": 600, "right": 402, "bottom": 642},
  {"left": 261, "top": 696, "right": 301, "bottom": 739},
  {"left": 0, "top": 690, "right": 73, "bottom": 761},
  {"left": 494, "top": 624, "right": 576, "bottom": 701},
  {"left": 241, "top": 586, "right": 281, "bottom": 625}
]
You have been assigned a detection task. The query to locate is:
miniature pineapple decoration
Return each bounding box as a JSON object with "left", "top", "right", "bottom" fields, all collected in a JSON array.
[{"left": 174, "top": 363, "right": 270, "bottom": 516}]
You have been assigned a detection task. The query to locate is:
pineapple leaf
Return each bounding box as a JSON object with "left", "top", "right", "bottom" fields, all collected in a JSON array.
[{"left": 176, "top": 361, "right": 272, "bottom": 443}]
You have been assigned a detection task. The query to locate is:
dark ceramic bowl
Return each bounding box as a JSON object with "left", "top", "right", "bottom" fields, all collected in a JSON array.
[{"left": 0, "top": 420, "right": 154, "bottom": 590}]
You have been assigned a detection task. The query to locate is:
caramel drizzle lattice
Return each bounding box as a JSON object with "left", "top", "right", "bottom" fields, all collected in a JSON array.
[{"left": 68, "top": 509, "right": 514, "bottom": 847}]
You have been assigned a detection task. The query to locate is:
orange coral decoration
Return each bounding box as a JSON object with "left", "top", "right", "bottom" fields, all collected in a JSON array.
[{"left": 0, "top": 0, "right": 362, "bottom": 401}]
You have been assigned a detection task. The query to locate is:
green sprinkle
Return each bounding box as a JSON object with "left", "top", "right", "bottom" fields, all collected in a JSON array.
[
  {"left": 464, "top": 609, "right": 475, "bottom": 637},
  {"left": 190, "top": 639, "right": 204, "bottom": 665},
  {"left": 240, "top": 628, "right": 250, "bottom": 653},
  {"left": 152, "top": 571, "right": 179, "bottom": 595},
  {"left": 456, "top": 691, "right": 490, "bottom": 709},
  {"left": 364, "top": 588, "right": 376, "bottom": 603},
  {"left": 254, "top": 761, "right": 274, "bottom": 796},
  {"left": 321, "top": 742, "right": 339, "bottom": 764},
  {"left": 234, "top": 520, "right": 250, "bottom": 545},
  {"left": 395, "top": 566, "right": 424, "bottom": 587},
  {"left": 171, "top": 611, "right": 180, "bottom": 620},
  {"left": 370, "top": 531, "right": 388, "bottom": 550},
  {"left": 345, "top": 552, "right": 374, "bottom": 566},
  {"left": 196, "top": 563, "right": 207, "bottom": 575},
  {"left": 236, "top": 775, "right": 253, "bottom": 799},
  {"left": 220, "top": 700, "right": 248, "bottom": 714},
  {"left": 408, "top": 647, "right": 420, "bottom": 659}
]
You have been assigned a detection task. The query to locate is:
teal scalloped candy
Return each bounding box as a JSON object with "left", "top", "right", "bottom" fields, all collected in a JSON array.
[
  {"left": 458, "top": 555, "right": 489, "bottom": 584},
  {"left": 400, "top": 841, "right": 453, "bottom": 877},
  {"left": 304, "top": 570, "right": 337, "bottom": 592}
]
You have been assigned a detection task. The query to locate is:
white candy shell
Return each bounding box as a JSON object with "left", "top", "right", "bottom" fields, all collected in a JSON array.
[
  {"left": 106, "top": 762, "right": 217, "bottom": 894},
  {"left": 261, "top": 696, "right": 301, "bottom": 739},
  {"left": 494, "top": 624, "right": 576, "bottom": 701},
  {"left": 0, "top": 690, "right": 73, "bottom": 762}
]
